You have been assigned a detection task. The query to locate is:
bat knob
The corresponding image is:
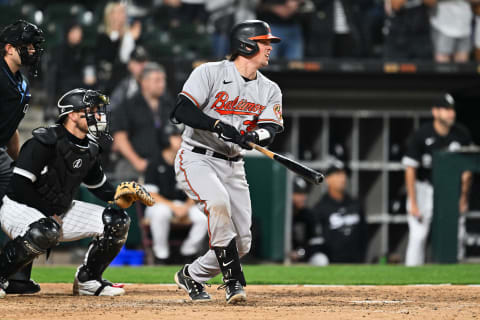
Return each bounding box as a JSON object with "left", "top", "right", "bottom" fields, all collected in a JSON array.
[{"left": 314, "top": 173, "right": 325, "bottom": 184}]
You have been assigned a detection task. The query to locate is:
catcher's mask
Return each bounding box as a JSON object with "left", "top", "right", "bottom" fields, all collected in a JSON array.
[
  {"left": 57, "top": 88, "right": 111, "bottom": 140},
  {"left": 0, "top": 19, "right": 45, "bottom": 77},
  {"left": 230, "top": 20, "right": 281, "bottom": 57}
]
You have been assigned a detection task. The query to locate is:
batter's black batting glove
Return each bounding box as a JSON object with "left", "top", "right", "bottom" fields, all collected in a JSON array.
[
  {"left": 238, "top": 132, "right": 258, "bottom": 150},
  {"left": 213, "top": 121, "right": 243, "bottom": 144}
]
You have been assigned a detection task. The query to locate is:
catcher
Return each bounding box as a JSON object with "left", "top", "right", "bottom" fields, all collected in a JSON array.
[{"left": 0, "top": 88, "right": 154, "bottom": 298}]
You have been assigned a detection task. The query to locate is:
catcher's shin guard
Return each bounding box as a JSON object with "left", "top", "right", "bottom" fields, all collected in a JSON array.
[
  {"left": 0, "top": 218, "right": 60, "bottom": 280},
  {"left": 213, "top": 238, "right": 246, "bottom": 286},
  {"left": 77, "top": 207, "right": 130, "bottom": 281},
  {"left": 6, "top": 262, "right": 41, "bottom": 294}
]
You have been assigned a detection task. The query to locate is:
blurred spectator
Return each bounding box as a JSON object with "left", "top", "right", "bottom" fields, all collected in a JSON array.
[
  {"left": 383, "top": 0, "right": 435, "bottom": 60},
  {"left": 110, "top": 62, "right": 174, "bottom": 182},
  {"left": 95, "top": 1, "right": 142, "bottom": 94},
  {"left": 257, "top": 0, "right": 305, "bottom": 60},
  {"left": 179, "top": 0, "right": 208, "bottom": 25},
  {"left": 54, "top": 23, "right": 95, "bottom": 94},
  {"left": 109, "top": 45, "right": 149, "bottom": 112},
  {"left": 144, "top": 124, "right": 207, "bottom": 264},
  {"left": 305, "top": 0, "right": 374, "bottom": 58},
  {"left": 205, "top": 0, "right": 258, "bottom": 58},
  {"left": 290, "top": 176, "right": 317, "bottom": 262},
  {"left": 473, "top": 3, "right": 480, "bottom": 61},
  {"left": 402, "top": 93, "right": 472, "bottom": 266},
  {"left": 429, "top": 0, "right": 473, "bottom": 63},
  {"left": 311, "top": 159, "right": 367, "bottom": 263},
  {"left": 46, "top": 22, "right": 96, "bottom": 121}
]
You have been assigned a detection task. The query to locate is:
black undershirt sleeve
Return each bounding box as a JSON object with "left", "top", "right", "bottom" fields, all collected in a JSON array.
[
  {"left": 170, "top": 95, "right": 217, "bottom": 131},
  {"left": 171, "top": 95, "right": 281, "bottom": 147},
  {"left": 89, "top": 180, "right": 116, "bottom": 203}
]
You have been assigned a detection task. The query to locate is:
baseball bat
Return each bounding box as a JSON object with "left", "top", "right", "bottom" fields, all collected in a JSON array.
[{"left": 247, "top": 142, "right": 324, "bottom": 185}]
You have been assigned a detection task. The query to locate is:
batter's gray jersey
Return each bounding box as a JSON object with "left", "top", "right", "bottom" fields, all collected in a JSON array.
[{"left": 179, "top": 60, "right": 283, "bottom": 157}]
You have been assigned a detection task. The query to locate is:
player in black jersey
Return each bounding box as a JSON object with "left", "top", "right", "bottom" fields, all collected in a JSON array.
[
  {"left": 402, "top": 93, "right": 472, "bottom": 266},
  {"left": 0, "top": 19, "right": 44, "bottom": 295},
  {"left": 0, "top": 88, "right": 151, "bottom": 298}
]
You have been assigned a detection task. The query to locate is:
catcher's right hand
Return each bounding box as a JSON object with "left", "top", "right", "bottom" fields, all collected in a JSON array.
[{"left": 113, "top": 181, "right": 155, "bottom": 209}]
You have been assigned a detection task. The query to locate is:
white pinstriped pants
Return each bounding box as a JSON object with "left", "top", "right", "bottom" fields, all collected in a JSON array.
[{"left": 0, "top": 195, "right": 104, "bottom": 241}]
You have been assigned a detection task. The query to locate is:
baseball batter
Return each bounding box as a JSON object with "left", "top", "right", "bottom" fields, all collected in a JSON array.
[
  {"left": 402, "top": 93, "right": 472, "bottom": 266},
  {"left": 171, "top": 20, "right": 283, "bottom": 303},
  {"left": 0, "top": 88, "right": 153, "bottom": 298}
]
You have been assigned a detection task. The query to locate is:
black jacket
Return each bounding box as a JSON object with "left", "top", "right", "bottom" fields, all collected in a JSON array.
[{"left": 312, "top": 192, "right": 367, "bottom": 263}]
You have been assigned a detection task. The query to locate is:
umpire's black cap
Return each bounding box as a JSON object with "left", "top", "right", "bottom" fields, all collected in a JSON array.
[
  {"left": 432, "top": 93, "right": 455, "bottom": 109},
  {"left": 0, "top": 19, "right": 44, "bottom": 46}
]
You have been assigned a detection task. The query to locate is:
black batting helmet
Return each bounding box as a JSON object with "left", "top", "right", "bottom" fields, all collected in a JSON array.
[
  {"left": 230, "top": 20, "right": 281, "bottom": 57},
  {"left": 0, "top": 20, "right": 45, "bottom": 76}
]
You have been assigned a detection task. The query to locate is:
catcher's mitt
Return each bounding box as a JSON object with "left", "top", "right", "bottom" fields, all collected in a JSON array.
[{"left": 113, "top": 181, "right": 155, "bottom": 209}]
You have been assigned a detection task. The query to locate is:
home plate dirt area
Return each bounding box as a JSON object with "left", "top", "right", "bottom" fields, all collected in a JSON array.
[{"left": 1, "top": 284, "right": 479, "bottom": 320}]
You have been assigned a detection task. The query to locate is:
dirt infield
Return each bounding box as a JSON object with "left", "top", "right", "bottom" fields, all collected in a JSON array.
[{"left": 1, "top": 284, "right": 479, "bottom": 319}]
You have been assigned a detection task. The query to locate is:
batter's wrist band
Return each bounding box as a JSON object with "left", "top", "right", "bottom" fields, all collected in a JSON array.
[{"left": 255, "top": 128, "right": 270, "bottom": 142}]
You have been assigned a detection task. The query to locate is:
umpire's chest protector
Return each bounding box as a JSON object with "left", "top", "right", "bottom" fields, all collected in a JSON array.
[{"left": 33, "top": 126, "right": 99, "bottom": 214}]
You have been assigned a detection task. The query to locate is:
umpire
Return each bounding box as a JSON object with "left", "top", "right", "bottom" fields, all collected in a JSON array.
[{"left": 0, "top": 20, "right": 44, "bottom": 294}]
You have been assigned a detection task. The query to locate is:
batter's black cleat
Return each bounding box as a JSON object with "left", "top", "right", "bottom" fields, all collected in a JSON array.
[
  {"left": 5, "top": 279, "right": 40, "bottom": 294},
  {"left": 218, "top": 279, "right": 246, "bottom": 304},
  {"left": 174, "top": 265, "right": 211, "bottom": 302}
]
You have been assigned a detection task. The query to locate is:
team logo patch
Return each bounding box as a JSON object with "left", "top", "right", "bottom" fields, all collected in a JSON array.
[
  {"left": 73, "top": 159, "right": 83, "bottom": 169},
  {"left": 273, "top": 104, "right": 282, "bottom": 120}
]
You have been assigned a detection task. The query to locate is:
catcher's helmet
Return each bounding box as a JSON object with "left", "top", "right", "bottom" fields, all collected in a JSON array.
[
  {"left": 0, "top": 20, "right": 45, "bottom": 76},
  {"left": 230, "top": 20, "right": 281, "bottom": 57},
  {"left": 57, "top": 88, "right": 110, "bottom": 140}
]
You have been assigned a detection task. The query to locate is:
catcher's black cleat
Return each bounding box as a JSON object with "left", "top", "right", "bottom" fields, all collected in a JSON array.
[
  {"left": 218, "top": 279, "right": 246, "bottom": 304},
  {"left": 0, "top": 278, "right": 7, "bottom": 299},
  {"left": 174, "top": 265, "right": 211, "bottom": 302},
  {"left": 5, "top": 279, "right": 40, "bottom": 294}
]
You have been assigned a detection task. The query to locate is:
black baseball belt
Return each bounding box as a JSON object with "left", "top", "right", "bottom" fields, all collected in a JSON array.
[{"left": 191, "top": 147, "right": 242, "bottom": 162}]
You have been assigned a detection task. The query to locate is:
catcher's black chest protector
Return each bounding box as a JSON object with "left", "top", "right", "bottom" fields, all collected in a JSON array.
[{"left": 33, "top": 126, "right": 99, "bottom": 214}]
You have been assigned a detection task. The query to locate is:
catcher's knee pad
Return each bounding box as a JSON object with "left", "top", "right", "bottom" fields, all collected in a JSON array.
[
  {"left": 24, "top": 218, "right": 61, "bottom": 252},
  {"left": 102, "top": 206, "right": 131, "bottom": 240},
  {"left": 0, "top": 218, "right": 60, "bottom": 279},
  {"left": 213, "top": 238, "right": 246, "bottom": 286}
]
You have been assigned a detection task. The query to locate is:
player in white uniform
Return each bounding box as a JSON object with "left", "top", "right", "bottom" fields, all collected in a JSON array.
[
  {"left": 402, "top": 94, "right": 472, "bottom": 266},
  {"left": 171, "top": 20, "right": 283, "bottom": 304}
]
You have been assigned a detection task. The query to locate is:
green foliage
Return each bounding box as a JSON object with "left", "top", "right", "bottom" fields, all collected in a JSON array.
[{"left": 32, "top": 264, "right": 480, "bottom": 285}]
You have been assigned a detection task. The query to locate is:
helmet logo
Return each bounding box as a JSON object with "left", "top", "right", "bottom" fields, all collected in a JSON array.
[{"left": 73, "top": 159, "right": 83, "bottom": 169}]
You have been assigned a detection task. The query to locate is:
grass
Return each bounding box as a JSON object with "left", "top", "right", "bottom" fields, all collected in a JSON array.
[{"left": 31, "top": 264, "right": 480, "bottom": 285}]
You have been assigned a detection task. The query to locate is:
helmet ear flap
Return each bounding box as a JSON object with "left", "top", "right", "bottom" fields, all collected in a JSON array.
[{"left": 237, "top": 39, "right": 259, "bottom": 56}]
